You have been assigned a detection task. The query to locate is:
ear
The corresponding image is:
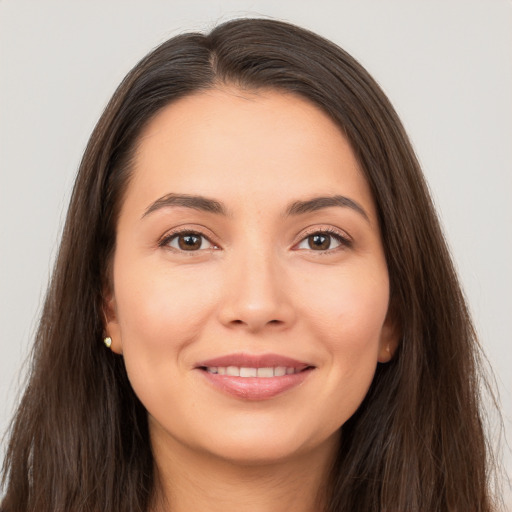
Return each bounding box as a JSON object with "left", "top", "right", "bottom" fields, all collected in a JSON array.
[
  {"left": 377, "top": 310, "right": 400, "bottom": 363},
  {"left": 103, "top": 288, "right": 123, "bottom": 355}
]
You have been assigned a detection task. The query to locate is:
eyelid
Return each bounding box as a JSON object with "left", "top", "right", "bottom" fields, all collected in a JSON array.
[
  {"left": 157, "top": 224, "right": 352, "bottom": 253},
  {"left": 292, "top": 226, "right": 353, "bottom": 251},
  {"left": 158, "top": 225, "right": 221, "bottom": 251}
]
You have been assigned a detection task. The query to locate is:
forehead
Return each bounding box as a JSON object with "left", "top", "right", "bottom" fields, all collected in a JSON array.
[{"left": 125, "top": 87, "right": 375, "bottom": 219}]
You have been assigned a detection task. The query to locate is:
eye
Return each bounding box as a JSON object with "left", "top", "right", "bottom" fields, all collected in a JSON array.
[
  {"left": 295, "top": 231, "right": 349, "bottom": 251},
  {"left": 162, "top": 231, "right": 217, "bottom": 251}
]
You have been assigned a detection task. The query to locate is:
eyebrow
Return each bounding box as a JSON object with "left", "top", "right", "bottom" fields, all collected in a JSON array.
[
  {"left": 285, "top": 195, "right": 369, "bottom": 221},
  {"left": 142, "top": 193, "right": 369, "bottom": 222},
  {"left": 142, "top": 193, "right": 227, "bottom": 218}
]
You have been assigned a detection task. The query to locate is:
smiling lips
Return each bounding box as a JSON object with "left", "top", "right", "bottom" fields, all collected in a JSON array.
[{"left": 196, "top": 353, "right": 314, "bottom": 400}]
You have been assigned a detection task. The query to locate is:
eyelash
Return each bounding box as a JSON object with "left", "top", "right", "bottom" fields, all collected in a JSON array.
[
  {"left": 159, "top": 229, "right": 219, "bottom": 252},
  {"left": 158, "top": 227, "right": 352, "bottom": 253},
  {"left": 293, "top": 228, "right": 352, "bottom": 253}
]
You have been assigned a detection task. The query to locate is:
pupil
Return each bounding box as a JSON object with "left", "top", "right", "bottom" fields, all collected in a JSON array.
[
  {"left": 310, "top": 234, "right": 330, "bottom": 250},
  {"left": 179, "top": 234, "right": 201, "bottom": 250}
]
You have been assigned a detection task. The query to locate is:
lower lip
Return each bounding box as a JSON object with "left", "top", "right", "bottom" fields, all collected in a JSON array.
[{"left": 198, "top": 368, "right": 313, "bottom": 400}]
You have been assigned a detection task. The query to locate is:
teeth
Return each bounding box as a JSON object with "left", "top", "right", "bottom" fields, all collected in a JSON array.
[
  {"left": 205, "top": 366, "right": 301, "bottom": 377},
  {"left": 257, "top": 367, "right": 274, "bottom": 377},
  {"left": 226, "top": 366, "right": 239, "bottom": 377},
  {"left": 240, "top": 367, "right": 257, "bottom": 377}
]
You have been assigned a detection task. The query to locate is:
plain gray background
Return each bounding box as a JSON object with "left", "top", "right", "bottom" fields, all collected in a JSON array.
[{"left": 1, "top": 0, "right": 511, "bottom": 506}]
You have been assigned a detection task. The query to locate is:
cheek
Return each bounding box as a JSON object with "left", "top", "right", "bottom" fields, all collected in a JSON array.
[
  {"left": 301, "top": 261, "right": 390, "bottom": 346},
  {"left": 111, "top": 257, "right": 224, "bottom": 419},
  {"left": 113, "top": 256, "right": 221, "bottom": 360},
  {"left": 298, "top": 263, "right": 389, "bottom": 411}
]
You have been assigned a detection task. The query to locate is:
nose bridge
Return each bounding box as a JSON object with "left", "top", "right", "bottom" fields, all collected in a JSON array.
[{"left": 218, "top": 235, "right": 294, "bottom": 331}]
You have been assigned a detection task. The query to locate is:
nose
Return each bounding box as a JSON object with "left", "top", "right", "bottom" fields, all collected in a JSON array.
[{"left": 217, "top": 247, "right": 296, "bottom": 333}]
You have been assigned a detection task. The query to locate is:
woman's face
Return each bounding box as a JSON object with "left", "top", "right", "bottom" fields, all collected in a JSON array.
[{"left": 106, "top": 88, "right": 396, "bottom": 464}]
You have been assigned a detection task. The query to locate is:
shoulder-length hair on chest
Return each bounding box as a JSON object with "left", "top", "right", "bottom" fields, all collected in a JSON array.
[{"left": 1, "top": 17, "right": 498, "bottom": 512}]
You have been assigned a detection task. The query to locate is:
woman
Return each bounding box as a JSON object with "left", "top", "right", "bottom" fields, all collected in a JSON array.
[{"left": 1, "top": 18, "right": 498, "bottom": 511}]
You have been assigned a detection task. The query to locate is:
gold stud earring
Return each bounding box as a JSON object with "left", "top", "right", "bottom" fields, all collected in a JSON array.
[{"left": 104, "top": 336, "right": 112, "bottom": 348}]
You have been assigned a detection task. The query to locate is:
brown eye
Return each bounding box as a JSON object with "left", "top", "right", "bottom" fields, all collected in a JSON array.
[
  {"left": 178, "top": 234, "right": 202, "bottom": 250},
  {"left": 295, "top": 231, "right": 347, "bottom": 251},
  {"left": 308, "top": 234, "right": 331, "bottom": 250},
  {"left": 165, "top": 232, "right": 215, "bottom": 251}
]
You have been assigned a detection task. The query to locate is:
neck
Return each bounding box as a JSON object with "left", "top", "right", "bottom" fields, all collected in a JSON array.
[{"left": 150, "top": 429, "right": 338, "bottom": 512}]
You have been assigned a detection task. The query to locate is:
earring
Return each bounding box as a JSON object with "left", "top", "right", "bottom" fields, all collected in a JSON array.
[{"left": 104, "top": 336, "right": 112, "bottom": 348}]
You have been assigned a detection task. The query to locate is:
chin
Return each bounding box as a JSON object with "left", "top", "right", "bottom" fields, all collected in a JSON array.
[
  {"left": 209, "top": 440, "right": 307, "bottom": 466},
  {"left": 195, "top": 422, "right": 338, "bottom": 467}
]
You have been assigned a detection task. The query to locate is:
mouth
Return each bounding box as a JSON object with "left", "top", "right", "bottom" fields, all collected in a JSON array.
[
  {"left": 200, "top": 365, "right": 307, "bottom": 377},
  {"left": 195, "top": 353, "right": 315, "bottom": 400}
]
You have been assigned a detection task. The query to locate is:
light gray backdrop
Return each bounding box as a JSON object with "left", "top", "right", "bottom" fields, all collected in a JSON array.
[{"left": 1, "top": 0, "right": 511, "bottom": 507}]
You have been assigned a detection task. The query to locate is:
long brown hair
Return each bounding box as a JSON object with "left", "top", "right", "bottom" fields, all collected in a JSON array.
[{"left": 1, "top": 18, "right": 499, "bottom": 511}]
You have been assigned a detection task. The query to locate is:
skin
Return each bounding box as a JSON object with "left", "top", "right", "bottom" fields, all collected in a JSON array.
[{"left": 105, "top": 87, "right": 397, "bottom": 511}]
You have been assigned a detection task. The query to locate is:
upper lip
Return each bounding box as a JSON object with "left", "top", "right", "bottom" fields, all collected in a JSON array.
[{"left": 196, "top": 353, "right": 313, "bottom": 371}]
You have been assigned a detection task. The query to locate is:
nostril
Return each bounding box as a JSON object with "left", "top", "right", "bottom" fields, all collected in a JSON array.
[{"left": 230, "top": 319, "right": 281, "bottom": 325}]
